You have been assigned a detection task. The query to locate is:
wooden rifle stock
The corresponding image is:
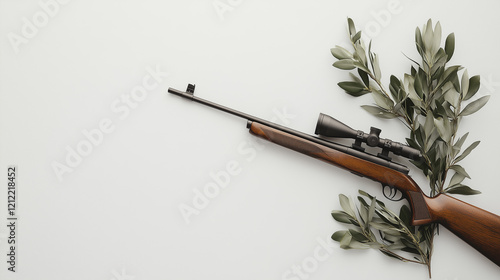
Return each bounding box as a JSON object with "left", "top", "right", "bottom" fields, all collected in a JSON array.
[{"left": 249, "top": 121, "right": 500, "bottom": 266}]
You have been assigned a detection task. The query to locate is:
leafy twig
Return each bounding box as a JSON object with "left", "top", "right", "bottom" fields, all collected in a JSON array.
[{"left": 330, "top": 18, "right": 489, "bottom": 277}]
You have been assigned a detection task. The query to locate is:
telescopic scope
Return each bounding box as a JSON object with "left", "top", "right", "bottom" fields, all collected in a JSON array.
[{"left": 315, "top": 113, "right": 422, "bottom": 161}]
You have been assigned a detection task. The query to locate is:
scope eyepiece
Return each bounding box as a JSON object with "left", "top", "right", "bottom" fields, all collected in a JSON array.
[{"left": 315, "top": 113, "right": 422, "bottom": 161}]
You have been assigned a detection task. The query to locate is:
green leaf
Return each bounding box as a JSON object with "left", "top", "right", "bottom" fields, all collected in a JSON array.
[
  {"left": 459, "top": 95, "right": 490, "bottom": 116},
  {"left": 358, "top": 203, "right": 369, "bottom": 226},
  {"left": 415, "top": 27, "right": 425, "bottom": 57},
  {"left": 346, "top": 240, "right": 372, "bottom": 249},
  {"left": 330, "top": 46, "right": 353, "bottom": 60},
  {"left": 423, "top": 19, "right": 433, "bottom": 55},
  {"left": 432, "top": 49, "right": 447, "bottom": 74},
  {"left": 372, "top": 53, "right": 382, "bottom": 81},
  {"left": 387, "top": 242, "right": 408, "bottom": 251},
  {"left": 448, "top": 172, "right": 466, "bottom": 187},
  {"left": 414, "top": 72, "right": 424, "bottom": 98},
  {"left": 453, "top": 132, "right": 469, "bottom": 151},
  {"left": 406, "top": 137, "right": 420, "bottom": 149},
  {"left": 445, "top": 33, "right": 455, "bottom": 61},
  {"left": 355, "top": 42, "right": 367, "bottom": 64},
  {"left": 339, "top": 231, "right": 353, "bottom": 249},
  {"left": 339, "top": 194, "right": 356, "bottom": 217},
  {"left": 371, "top": 89, "right": 394, "bottom": 110},
  {"left": 367, "top": 197, "right": 377, "bottom": 224},
  {"left": 454, "top": 141, "right": 480, "bottom": 164},
  {"left": 389, "top": 75, "right": 402, "bottom": 101},
  {"left": 358, "top": 69, "right": 370, "bottom": 87},
  {"left": 347, "top": 18, "right": 356, "bottom": 36},
  {"left": 443, "top": 82, "right": 460, "bottom": 108},
  {"left": 399, "top": 205, "right": 413, "bottom": 230},
  {"left": 349, "top": 229, "right": 369, "bottom": 242},
  {"left": 433, "top": 100, "right": 449, "bottom": 118},
  {"left": 423, "top": 111, "right": 434, "bottom": 139},
  {"left": 450, "top": 165, "right": 470, "bottom": 178},
  {"left": 369, "top": 222, "right": 402, "bottom": 236},
  {"left": 382, "top": 233, "right": 401, "bottom": 244},
  {"left": 352, "top": 31, "right": 362, "bottom": 43},
  {"left": 404, "top": 74, "right": 423, "bottom": 107},
  {"left": 333, "top": 59, "right": 356, "bottom": 70},
  {"left": 431, "top": 21, "right": 442, "bottom": 55},
  {"left": 445, "top": 185, "right": 481, "bottom": 195},
  {"left": 375, "top": 208, "right": 399, "bottom": 225},
  {"left": 465, "top": 75, "right": 480, "bottom": 100},
  {"left": 438, "top": 65, "right": 461, "bottom": 89},
  {"left": 349, "top": 73, "right": 364, "bottom": 85},
  {"left": 401, "top": 238, "right": 420, "bottom": 255},
  {"left": 461, "top": 69, "right": 469, "bottom": 99},
  {"left": 433, "top": 117, "right": 452, "bottom": 142},
  {"left": 425, "top": 131, "right": 440, "bottom": 154},
  {"left": 332, "top": 230, "right": 348, "bottom": 242},
  {"left": 338, "top": 81, "right": 369, "bottom": 96},
  {"left": 361, "top": 105, "right": 397, "bottom": 119},
  {"left": 353, "top": 61, "right": 370, "bottom": 73},
  {"left": 450, "top": 71, "right": 461, "bottom": 92},
  {"left": 380, "top": 249, "right": 406, "bottom": 261},
  {"left": 357, "top": 196, "right": 369, "bottom": 208},
  {"left": 358, "top": 189, "right": 386, "bottom": 207},
  {"left": 331, "top": 210, "right": 354, "bottom": 224}
]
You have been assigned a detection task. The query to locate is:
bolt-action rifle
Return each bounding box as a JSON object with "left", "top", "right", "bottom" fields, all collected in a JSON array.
[{"left": 168, "top": 84, "right": 500, "bottom": 267}]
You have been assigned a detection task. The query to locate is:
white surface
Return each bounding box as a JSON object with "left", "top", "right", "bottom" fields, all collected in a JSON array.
[{"left": 1, "top": 0, "right": 500, "bottom": 279}]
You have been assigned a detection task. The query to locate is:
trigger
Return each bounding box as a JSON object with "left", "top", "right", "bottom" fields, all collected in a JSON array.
[
  {"left": 382, "top": 185, "right": 404, "bottom": 202},
  {"left": 382, "top": 184, "right": 392, "bottom": 200}
]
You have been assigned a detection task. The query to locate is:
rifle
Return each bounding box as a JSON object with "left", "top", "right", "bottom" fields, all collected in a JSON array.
[{"left": 168, "top": 84, "right": 500, "bottom": 267}]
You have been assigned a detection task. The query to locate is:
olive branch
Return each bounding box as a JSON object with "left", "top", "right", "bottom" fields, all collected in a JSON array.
[{"left": 329, "top": 18, "right": 489, "bottom": 277}]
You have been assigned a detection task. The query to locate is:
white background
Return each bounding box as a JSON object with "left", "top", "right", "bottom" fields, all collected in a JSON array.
[{"left": 1, "top": 0, "right": 500, "bottom": 279}]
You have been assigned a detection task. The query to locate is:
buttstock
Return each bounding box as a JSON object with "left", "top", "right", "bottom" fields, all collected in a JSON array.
[{"left": 424, "top": 194, "right": 500, "bottom": 266}]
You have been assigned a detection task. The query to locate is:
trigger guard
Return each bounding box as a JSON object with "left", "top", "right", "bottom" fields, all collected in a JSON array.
[{"left": 382, "top": 185, "right": 404, "bottom": 202}]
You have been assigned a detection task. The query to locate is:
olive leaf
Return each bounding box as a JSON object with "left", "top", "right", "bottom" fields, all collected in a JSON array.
[
  {"left": 434, "top": 117, "right": 452, "bottom": 142},
  {"left": 445, "top": 33, "right": 455, "bottom": 61},
  {"left": 465, "top": 75, "right": 480, "bottom": 100},
  {"left": 450, "top": 165, "right": 471, "bottom": 178},
  {"left": 454, "top": 141, "right": 480, "bottom": 164},
  {"left": 347, "top": 18, "right": 356, "bottom": 36},
  {"left": 361, "top": 105, "right": 397, "bottom": 119},
  {"left": 445, "top": 185, "right": 481, "bottom": 195},
  {"left": 448, "top": 172, "right": 466, "bottom": 188},
  {"left": 333, "top": 59, "right": 356, "bottom": 70},
  {"left": 339, "top": 194, "right": 356, "bottom": 218},
  {"left": 331, "top": 46, "right": 353, "bottom": 60},
  {"left": 338, "top": 81, "right": 369, "bottom": 96},
  {"left": 459, "top": 95, "right": 490, "bottom": 116}
]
